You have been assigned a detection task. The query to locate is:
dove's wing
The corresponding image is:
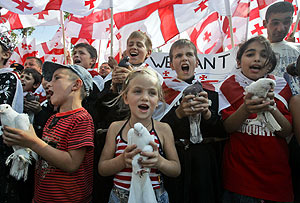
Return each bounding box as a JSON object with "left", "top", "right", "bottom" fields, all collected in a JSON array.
[{"left": 15, "top": 114, "right": 30, "bottom": 131}]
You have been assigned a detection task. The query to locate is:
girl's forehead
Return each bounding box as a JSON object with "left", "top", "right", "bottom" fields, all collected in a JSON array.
[
  {"left": 244, "top": 41, "right": 265, "bottom": 51},
  {"left": 129, "top": 74, "right": 158, "bottom": 85}
]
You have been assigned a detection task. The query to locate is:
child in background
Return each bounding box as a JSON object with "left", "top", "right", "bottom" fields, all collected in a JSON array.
[
  {"left": 161, "top": 39, "right": 226, "bottom": 203},
  {"left": 3, "top": 61, "right": 95, "bottom": 202},
  {"left": 108, "top": 31, "right": 163, "bottom": 93},
  {"left": 98, "top": 69, "right": 180, "bottom": 202},
  {"left": 21, "top": 68, "right": 42, "bottom": 93},
  {"left": 20, "top": 68, "right": 42, "bottom": 122},
  {"left": 219, "top": 36, "right": 293, "bottom": 202},
  {"left": 0, "top": 30, "right": 24, "bottom": 203}
]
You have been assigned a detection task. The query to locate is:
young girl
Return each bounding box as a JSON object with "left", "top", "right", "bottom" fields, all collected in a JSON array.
[
  {"left": 98, "top": 69, "right": 180, "bottom": 203},
  {"left": 219, "top": 35, "right": 293, "bottom": 202}
]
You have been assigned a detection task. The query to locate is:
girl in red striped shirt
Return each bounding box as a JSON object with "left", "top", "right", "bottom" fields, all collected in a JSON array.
[{"left": 98, "top": 69, "right": 180, "bottom": 203}]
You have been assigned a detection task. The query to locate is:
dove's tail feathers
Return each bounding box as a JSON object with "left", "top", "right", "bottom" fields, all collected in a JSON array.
[
  {"left": 5, "top": 148, "right": 36, "bottom": 181},
  {"left": 264, "top": 112, "right": 282, "bottom": 132},
  {"left": 188, "top": 115, "right": 203, "bottom": 144}
]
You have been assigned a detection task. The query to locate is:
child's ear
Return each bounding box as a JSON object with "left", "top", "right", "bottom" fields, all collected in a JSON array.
[
  {"left": 72, "top": 79, "right": 83, "bottom": 91},
  {"left": 146, "top": 49, "right": 152, "bottom": 58},
  {"left": 170, "top": 61, "right": 175, "bottom": 70},
  {"left": 123, "top": 93, "right": 129, "bottom": 105},
  {"left": 90, "top": 58, "right": 97, "bottom": 67},
  {"left": 236, "top": 60, "right": 241, "bottom": 68},
  {"left": 33, "top": 83, "right": 40, "bottom": 89}
]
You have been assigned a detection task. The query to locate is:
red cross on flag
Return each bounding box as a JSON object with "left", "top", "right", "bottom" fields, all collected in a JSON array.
[
  {"left": 9, "top": 37, "right": 38, "bottom": 65},
  {"left": 0, "top": 0, "right": 111, "bottom": 16},
  {"left": 35, "top": 27, "right": 70, "bottom": 64},
  {"left": 113, "top": 0, "right": 211, "bottom": 51},
  {"left": 185, "top": 11, "right": 224, "bottom": 54},
  {"left": 65, "top": 8, "right": 114, "bottom": 40},
  {"left": 0, "top": 8, "right": 60, "bottom": 30}
]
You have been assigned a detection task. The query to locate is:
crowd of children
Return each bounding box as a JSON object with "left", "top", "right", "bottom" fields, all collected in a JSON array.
[{"left": 1, "top": 1, "right": 300, "bottom": 203}]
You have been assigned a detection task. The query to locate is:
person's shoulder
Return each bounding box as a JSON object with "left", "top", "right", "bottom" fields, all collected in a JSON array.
[
  {"left": 109, "top": 120, "right": 126, "bottom": 131},
  {"left": 290, "top": 94, "right": 300, "bottom": 104},
  {"left": 154, "top": 120, "right": 172, "bottom": 134}
]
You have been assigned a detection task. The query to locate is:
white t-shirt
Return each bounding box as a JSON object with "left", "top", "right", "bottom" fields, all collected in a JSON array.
[{"left": 271, "top": 40, "right": 300, "bottom": 95}]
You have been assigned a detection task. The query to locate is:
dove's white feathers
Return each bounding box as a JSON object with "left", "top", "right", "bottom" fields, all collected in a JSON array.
[
  {"left": 0, "top": 104, "right": 37, "bottom": 181},
  {"left": 245, "top": 78, "right": 282, "bottom": 132},
  {"left": 127, "top": 122, "right": 157, "bottom": 203}
]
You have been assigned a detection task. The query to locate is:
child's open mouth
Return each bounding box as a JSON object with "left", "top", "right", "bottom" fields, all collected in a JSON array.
[
  {"left": 74, "top": 59, "right": 81, "bottom": 64},
  {"left": 249, "top": 65, "right": 262, "bottom": 70},
  {"left": 138, "top": 104, "right": 149, "bottom": 111},
  {"left": 130, "top": 52, "right": 138, "bottom": 57},
  {"left": 181, "top": 64, "right": 189, "bottom": 72}
]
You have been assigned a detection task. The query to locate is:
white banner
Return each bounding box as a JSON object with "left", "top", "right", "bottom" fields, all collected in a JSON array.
[{"left": 145, "top": 48, "right": 237, "bottom": 86}]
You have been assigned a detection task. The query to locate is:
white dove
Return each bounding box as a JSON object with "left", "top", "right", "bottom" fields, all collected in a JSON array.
[
  {"left": 245, "top": 78, "right": 282, "bottom": 132},
  {"left": 0, "top": 104, "right": 38, "bottom": 181},
  {"left": 183, "top": 81, "right": 205, "bottom": 144},
  {"left": 127, "top": 122, "right": 157, "bottom": 203}
]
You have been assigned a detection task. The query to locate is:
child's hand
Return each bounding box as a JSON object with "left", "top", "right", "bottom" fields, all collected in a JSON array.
[
  {"left": 139, "top": 141, "right": 160, "bottom": 169},
  {"left": 244, "top": 92, "right": 273, "bottom": 114},
  {"left": 2, "top": 125, "right": 38, "bottom": 148},
  {"left": 112, "top": 66, "right": 133, "bottom": 84},
  {"left": 123, "top": 144, "right": 141, "bottom": 168},
  {"left": 24, "top": 99, "right": 42, "bottom": 114},
  {"left": 176, "top": 92, "right": 211, "bottom": 119}
]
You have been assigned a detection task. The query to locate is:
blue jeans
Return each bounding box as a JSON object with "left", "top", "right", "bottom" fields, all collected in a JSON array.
[
  {"left": 222, "top": 190, "right": 292, "bottom": 203},
  {"left": 223, "top": 190, "right": 264, "bottom": 203},
  {"left": 108, "top": 186, "right": 169, "bottom": 203}
]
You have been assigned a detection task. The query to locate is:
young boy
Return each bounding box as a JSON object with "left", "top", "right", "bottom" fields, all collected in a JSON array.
[
  {"left": 108, "top": 31, "right": 162, "bottom": 93},
  {"left": 21, "top": 68, "right": 42, "bottom": 93},
  {"left": 0, "top": 31, "right": 24, "bottom": 203},
  {"left": 2, "top": 61, "right": 95, "bottom": 203},
  {"left": 161, "top": 39, "right": 226, "bottom": 203}
]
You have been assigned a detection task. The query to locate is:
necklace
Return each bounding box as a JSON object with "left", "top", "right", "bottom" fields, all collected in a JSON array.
[{"left": 128, "top": 119, "right": 152, "bottom": 129}]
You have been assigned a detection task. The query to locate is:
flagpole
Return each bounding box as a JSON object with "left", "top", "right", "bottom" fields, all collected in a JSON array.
[
  {"left": 110, "top": 2, "right": 113, "bottom": 57},
  {"left": 224, "top": 0, "right": 234, "bottom": 49},
  {"left": 97, "top": 40, "right": 101, "bottom": 71},
  {"left": 291, "top": 8, "right": 300, "bottom": 38},
  {"left": 60, "top": 11, "right": 67, "bottom": 64}
]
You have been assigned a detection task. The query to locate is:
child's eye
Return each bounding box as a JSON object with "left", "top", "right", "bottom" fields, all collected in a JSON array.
[
  {"left": 149, "top": 91, "right": 157, "bottom": 96},
  {"left": 134, "top": 89, "right": 141, "bottom": 93},
  {"left": 187, "top": 52, "right": 193, "bottom": 57},
  {"left": 245, "top": 53, "right": 254, "bottom": 57},
  {"left": 175, "top": 54, "right": 182, "bottom": 58}
]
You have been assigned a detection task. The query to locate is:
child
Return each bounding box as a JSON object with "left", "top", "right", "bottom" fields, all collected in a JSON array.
[
  {"left": 108, "top": 31, "right": 163, "bottom": 93},
  {"left": 219, "top": 36, "right": 293, "bottom": 202},
  {"left": 0, "top": 30, "right": 24, "bottom": 203},
  {"left": 3, "top": 61, "right": 95, "bottom": 202},
  {"left": 20, "top": 68, "right": 42, "bottom": 93},
  {"left": 160, "top": 39, "right": 226, "bottom": 203},
  {"left": 94, "top": 31, "right": 163, "bottom": 202},
  {"left": 98, "top": 69, "right": 180, "bottom": 202}
]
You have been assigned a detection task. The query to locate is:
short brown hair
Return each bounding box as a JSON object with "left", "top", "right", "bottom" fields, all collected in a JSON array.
[
  {"left": 169, "top": 39, "right": 198, "bottom": 62},
  {"left": 127, "top": 31, "right": 152, "bottom": 52}
]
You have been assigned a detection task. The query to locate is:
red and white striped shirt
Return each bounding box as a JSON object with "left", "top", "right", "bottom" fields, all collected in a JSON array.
[{"left": 113, "top": 127, "right": 162, "bottom": 191}]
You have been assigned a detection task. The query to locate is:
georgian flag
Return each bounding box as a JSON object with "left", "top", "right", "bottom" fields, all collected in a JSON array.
[
  {"left": 0, "top": 8, "right": 60, "bottom": 30},
  {"left": 8, "top": 37, "right": 38, "bottom": 66},
  {"left": 0, "top": 0, "right": 111, "bottom": 16},
  {"left": 113, "top": 0, "right": 212, "bottom": 51},
  {"left": 65, "top": 8, "right": 113, "bottom": 40}
]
